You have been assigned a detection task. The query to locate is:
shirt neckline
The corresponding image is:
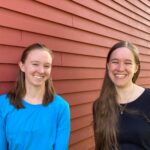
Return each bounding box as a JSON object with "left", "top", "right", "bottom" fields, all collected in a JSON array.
[
  {"left": 119, "top": 88, "right": 146, "bottom": 106},
  {"left": 22, "top": 99, "right": 43, "bottom": 108}
]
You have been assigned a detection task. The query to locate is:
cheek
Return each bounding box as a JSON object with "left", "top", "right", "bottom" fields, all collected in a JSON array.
[
  {"left": 127, "top": 66, "right": 136, "bottom": 74},
  {"left": 24, "top": 67, "right": 32, "bottom": 73},
  {"left": 107, "top": 64, "right": 116, "bottom": 72},
  {"left": 23, "top": 66, "right": 35, "bottom": 75},
  {"left": 46, "top": 69, "right": 52, "bottom": 75}
]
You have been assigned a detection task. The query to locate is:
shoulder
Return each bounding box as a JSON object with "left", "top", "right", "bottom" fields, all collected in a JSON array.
[
  {"left": 142, "top": 88, "right": 150, "bottom": 100},
  {"left": 145, "top": 88, "right": 150, "bottom": 94},
  {"left": 137, "top": 88, "right": 150, "bottom": 113},
  {"left": 134, "top": 85, "right": 150, "bottom": 100},
  {"left": 141, "top": 88, "right": 150, "bottom": 98},
  {"left": 0, "top": 94, "right": 10, "bottom": 106},
  {"left": 51, "top": 95, "right": 70, "bottom": 109},
  {"left": 0, "top": 94, "right": 14, "bottom": 117},
  {"left": 136, "top": 88, "right": 150, "bottom": 107},
  {"left": 51, "top": 95, "right": 70, "bottom": 119}
]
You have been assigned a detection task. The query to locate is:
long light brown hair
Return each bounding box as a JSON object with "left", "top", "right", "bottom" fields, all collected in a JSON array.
[
  {"left": 93, "top": 41, "right": 140, "bottom": 150},
  {"left": 7, "top": 43, "right": 56, "bottom": 109}
]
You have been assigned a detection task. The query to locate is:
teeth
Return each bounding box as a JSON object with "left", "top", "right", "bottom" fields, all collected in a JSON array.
[
  {"left": 115, "top": 74, "right": 126, "bottom": 78},
  {"left": 34, "top": 75, "right": 43, "bottom": 79}
]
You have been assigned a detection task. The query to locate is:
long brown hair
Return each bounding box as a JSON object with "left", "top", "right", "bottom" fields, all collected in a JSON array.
[
  {"left": 93, "top": 41, "right": 140, "bottom": 150},
  {"left": 7, "top": 43, "right": 56, "bottom": 109}
]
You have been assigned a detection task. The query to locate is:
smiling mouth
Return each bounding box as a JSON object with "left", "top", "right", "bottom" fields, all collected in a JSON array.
[
  {"left": 34, "top": 75, "right": 44, "bottom": 79},
  {"left": 115, "top": 74, "right": 127, "bottom": 79}
]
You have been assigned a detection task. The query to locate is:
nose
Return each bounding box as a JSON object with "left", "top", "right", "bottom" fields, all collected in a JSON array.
[
  {"left": 117, "top": 62, "right": 125, "bottom": 71},
  {"left": 38, "top": 66, "right": 45, "bottom": 73}
]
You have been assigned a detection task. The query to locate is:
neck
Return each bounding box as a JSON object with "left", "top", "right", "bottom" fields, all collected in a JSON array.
[
  {"left": 116, "top": 83, "right": 136, "bottom": 104},
  {"left": 24, "top": 84, "right": 45, "bottom": 104}
]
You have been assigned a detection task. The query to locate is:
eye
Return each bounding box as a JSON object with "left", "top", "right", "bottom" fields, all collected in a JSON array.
[
  {"left": 125, "top": 62, "right": 132, "bottom": 65},
  {"left": 111, "top": 61, "right": 119, "bottom": 64},
  {"left": 44, "top": 65, "right": 50, "bottom": 68},
  {"left": 32, "top": 63, "right": 39, "bottom": 66}
]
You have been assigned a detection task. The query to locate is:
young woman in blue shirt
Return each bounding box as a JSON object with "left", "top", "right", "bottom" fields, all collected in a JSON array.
[{"left": 0, "top": 43, "right": 70, "bottom": 150}]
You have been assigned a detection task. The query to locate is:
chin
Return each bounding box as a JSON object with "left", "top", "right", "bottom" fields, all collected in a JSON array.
[
  {"left": 115, "top": 83, "right": 129, "bottom": 88},
  {"left": 113, "top": 80, "right": 126, "bottom": 86},
  {"left": 32, "top": 82, "right": 45, "bottom": 87}
]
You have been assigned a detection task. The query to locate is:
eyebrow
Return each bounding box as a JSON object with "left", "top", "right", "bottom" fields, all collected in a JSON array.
[
  {"left": 110, "top": 58, "right": 132, "bottom": 61},
  {"left": 31, "top": 61, "right": 51, "bottom": 64}
]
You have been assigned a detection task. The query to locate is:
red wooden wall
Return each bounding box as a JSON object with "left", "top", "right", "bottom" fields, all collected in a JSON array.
[{"left": 0, "top": 0, "right": 150, "bottom": 149}]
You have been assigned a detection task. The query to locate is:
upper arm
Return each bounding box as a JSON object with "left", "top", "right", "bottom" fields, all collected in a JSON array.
[
  {"left": 54, "top": 102, "right": 70, "bottom": 150},
  {"left": 0, "top": 112, "right": 7, "bottom": 150},
  {"left": 0, "top": 95, "right": 9, "bottom": 150}
]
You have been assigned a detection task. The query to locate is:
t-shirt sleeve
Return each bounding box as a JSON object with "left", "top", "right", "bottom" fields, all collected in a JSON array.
[
  {"left": 0, "top": 110, "right": 7, "bottom": 150},
  {"left": 54, "top": 101, "right": 70, "bottom": 150},
  {"left": 0, "top": 95, "right": 9, "bottom": 150}
]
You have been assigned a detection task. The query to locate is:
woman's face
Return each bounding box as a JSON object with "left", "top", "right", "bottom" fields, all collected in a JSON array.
[
  {"left": 107, "top": 47, "right": 138, "bottom": 88},
  {"left": 19, "top": 48, "right": 52, "bottom": 88}
]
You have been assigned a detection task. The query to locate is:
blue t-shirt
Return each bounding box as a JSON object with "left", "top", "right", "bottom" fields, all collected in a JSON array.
[{"left": 0, "top": 94, "right": 70, "bottom": 150}]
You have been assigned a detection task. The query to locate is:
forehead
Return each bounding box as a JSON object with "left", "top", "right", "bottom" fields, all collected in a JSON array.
[
  {"left": 110, "top": 47, "right": 134, "bottom": 60},
  {"left": 26, "top": 48, "right": 52, "bottom": 61}
]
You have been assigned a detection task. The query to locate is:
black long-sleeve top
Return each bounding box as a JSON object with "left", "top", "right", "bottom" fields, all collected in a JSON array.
[{"left": 119, "top": 89, "right": 150, "bottom": 150}]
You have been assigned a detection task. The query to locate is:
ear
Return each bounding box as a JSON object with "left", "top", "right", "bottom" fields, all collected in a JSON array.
[
  {"left": 18, "top": 61, "right": 25, "bottom": 72},
  {"left": 134, "top": 64, "right": 139, "bottom": 74}
]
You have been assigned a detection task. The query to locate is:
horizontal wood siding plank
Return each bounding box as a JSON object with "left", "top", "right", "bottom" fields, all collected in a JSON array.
[
  {"left": 0, "top": 65, "right": 18, "bottom": 81},
  {"left": 140, "top": 70, "right": 150, "bottom": 77},
  {"left": 0, "top": 45, "right": 22, "bottom": 63},
  {"left": 69, "top": 136, "right": 94, "bottom": 150},
  {"left": 70, "top": 126, "right": 93, "bottom": 145},
  {"left": 71, "top": 103, "right": 93, "bottom": 119},
  {"left": 52, "top": 67, "right": 105, "bottom": 80},
  {"left": 62, "top": 91, "right": 99, "bottom": 106},
  {"left": 140, "top": 54, "right": 150, "bottom": 62},
  {"left": 62, "top": 53, "right": 106, "bottom": 68},
  {"left": 54, "top": 79, "right": 102, "bottom": 94},
  {"left": 71, "top": 115, "right": 92, "bottom": 132},
  {"left": 0, "top": 27, "right": 22, "bottom": 45},
  {"left": 137, "top": 77, "right": 150, "bottom": 85},
  {"left": 138, "top": 46, "right": 150, "bottom": 56},
  {"left": 141, "top": 62, "right": 150, "bottom": 70}
]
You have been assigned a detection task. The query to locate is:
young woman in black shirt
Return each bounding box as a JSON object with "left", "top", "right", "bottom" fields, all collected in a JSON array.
[{"left": 93, "top": 41, "right": 150, "bottom": 150}]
